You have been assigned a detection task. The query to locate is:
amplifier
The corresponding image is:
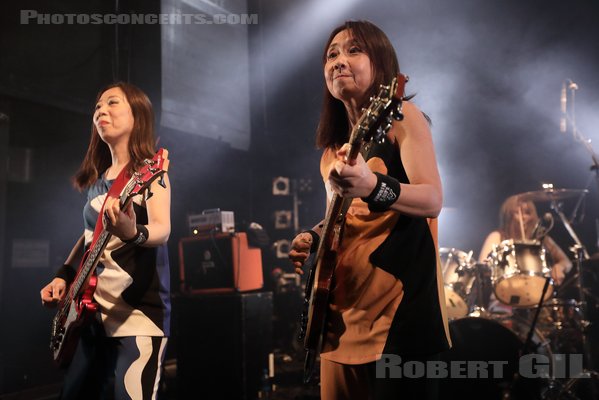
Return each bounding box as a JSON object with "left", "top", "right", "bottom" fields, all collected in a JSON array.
[
  {"left": 178, "top": 232, "right": 263, "bottom": 294},
  {"left": 175, "top": 292, "right": 273, "bottom": 399},
  {"left": 187, "top": 209, "right": 234, "bottom": 234}
]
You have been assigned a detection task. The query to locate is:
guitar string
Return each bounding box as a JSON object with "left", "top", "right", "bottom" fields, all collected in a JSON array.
[{"left": 54, "top": 178, "right": 138, "bottom": 326}]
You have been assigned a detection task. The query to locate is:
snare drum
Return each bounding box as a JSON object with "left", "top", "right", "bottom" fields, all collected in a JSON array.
[
  {"left": 489, "top": 240, "right": 553, "bottom": 307},
  {"left": 440, "top": 248, "right": 476, "bottom": 319}
]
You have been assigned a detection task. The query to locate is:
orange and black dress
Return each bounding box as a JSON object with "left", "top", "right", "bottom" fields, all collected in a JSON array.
[{"left": 318, "top": 137, "right": 451, "bottom": 368}]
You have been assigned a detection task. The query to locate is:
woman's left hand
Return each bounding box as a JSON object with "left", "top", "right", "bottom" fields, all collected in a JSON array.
[
  {"left": 103, "top": 197, "right": 137, "bottom": 241},
  {"left": 328, "top": 143, "right": 377, "bottom": 198}
]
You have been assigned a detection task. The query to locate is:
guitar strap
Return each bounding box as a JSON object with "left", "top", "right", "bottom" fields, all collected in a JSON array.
[{"left": 89, "top": 165, "right": 132, "bottom": 250}]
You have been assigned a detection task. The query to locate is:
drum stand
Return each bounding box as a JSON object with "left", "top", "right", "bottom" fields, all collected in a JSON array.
[
  {"left": 467, "top": 263, "right": 491, "bottom": 318},
  {"left": 542, "top": 207, "right": 598, "bottom": 399},
  {"left": 522, "top": 277, "right": 553, "bottom": 356},
  {"left": 551, "top": 201, "right": 593, "bottom": 366}
]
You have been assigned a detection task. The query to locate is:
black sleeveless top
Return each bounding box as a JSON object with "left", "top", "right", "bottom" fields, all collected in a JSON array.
[{"left": 367, "top": 138, "right": 450, "bottom": 356}]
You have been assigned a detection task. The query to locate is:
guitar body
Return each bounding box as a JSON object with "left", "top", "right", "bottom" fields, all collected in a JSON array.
[
  {"left": 304, "top": 245, "right": 337, "bottom": 350},
  {"left": 302, "top": 242, "right": 337, "bottom": 382},
  {"left": 51, "top": 273, "right": 99, "bottom": 367},
  {"left": 49, "top": 148, "right": 170, "bottom": 368},
  {"left": 298, "top": 76, "right": 407, "bottom": 382},
  {"left": 50, "top": 249, "right": 101, "bottom": 367}
]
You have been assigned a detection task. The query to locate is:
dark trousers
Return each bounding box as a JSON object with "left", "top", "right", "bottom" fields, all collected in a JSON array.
[
  {"left": 60, "top": 319, "right": 167, "bottom": 400},
  {"left": 321, "top": 353, "right": 441, "bottom": 400}
]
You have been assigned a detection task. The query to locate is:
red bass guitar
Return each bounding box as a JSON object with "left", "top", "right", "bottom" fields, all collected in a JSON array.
[{"left": 50, "top": 148, "right": 169, "bottom": 367}]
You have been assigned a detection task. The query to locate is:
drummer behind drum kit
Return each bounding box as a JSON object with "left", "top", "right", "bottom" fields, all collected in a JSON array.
[{"left": 440, "top": 187, "right": 599, "bottom": 400}]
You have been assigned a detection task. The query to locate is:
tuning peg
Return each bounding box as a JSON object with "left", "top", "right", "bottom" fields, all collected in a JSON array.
[
  {"left": 393, "top": 103, "right": 404, "bottom": 121},
  {"left": 158, "top": 175, "right": 167, "bottom": 188},
  {"left": 373, "top": 126, "right": 386, "bottom": 143}
]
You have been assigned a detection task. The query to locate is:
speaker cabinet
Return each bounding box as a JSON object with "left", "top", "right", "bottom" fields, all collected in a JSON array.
[
  {"left": 179, "top": 232, "right": 263, "bottom": 293},
  {"left": 175, "top": 292, "right": 273, "bottom": 399}
]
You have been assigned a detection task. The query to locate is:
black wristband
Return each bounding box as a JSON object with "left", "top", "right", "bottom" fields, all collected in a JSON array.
[
  {"left": 123, "top": 224, "right": 149, "bottom": 245},
  {"left": 361, "top": 172, "right": 401, "bottom": 212},
  {"left": 55, "top": 263, "right": 77, "bottom": 284},
  {"left": 302, "top": 230, "right": 320, "bottom": 253}
]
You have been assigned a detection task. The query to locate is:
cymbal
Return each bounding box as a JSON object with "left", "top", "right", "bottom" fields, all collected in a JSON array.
[{"left": 514, "top": 188, "right": 588, "bottom": 202}]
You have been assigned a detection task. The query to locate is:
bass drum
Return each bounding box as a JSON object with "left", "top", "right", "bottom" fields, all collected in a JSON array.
[{"left": 440, "top": 316, "right": 552, "bottom": 400}]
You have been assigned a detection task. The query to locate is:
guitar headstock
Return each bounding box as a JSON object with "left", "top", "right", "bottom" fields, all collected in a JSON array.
[
  {"left": 121, "top": 148, "right": 169, "bottom": 205},
  {"left": 350, "top": 73, "right": 408, "bottom": 146}
]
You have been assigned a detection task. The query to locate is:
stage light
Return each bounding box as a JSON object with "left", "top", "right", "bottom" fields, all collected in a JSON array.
[{"left": 259, "top": 0, "right": 360, "bottom": 92}]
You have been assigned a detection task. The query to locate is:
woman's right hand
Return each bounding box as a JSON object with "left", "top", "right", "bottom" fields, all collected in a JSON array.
[
  {"left": 40, "top": 278, "right": 67, "bottom": 307},
  {"left": 289, "top": 232, "right": 314, "bottom": 274}
]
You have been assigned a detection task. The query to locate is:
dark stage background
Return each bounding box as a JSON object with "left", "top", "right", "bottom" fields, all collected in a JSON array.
[{"left": 1, "top": 0, "right": 599, "bottom": 397}]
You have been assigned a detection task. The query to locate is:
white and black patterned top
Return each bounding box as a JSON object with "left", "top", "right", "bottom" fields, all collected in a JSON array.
[{"left": 82, "top": 175, "right": 171, "bottom": 337}]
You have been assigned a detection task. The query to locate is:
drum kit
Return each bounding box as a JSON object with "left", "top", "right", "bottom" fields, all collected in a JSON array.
[{"left": 440, "top": 187, "right": 599, "bottom": 400}]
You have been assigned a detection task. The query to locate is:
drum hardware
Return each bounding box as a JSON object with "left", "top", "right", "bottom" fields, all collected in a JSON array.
[
  {"left": 532, "top": 213, "right": 554, "bottom": 242},
  {"left": 468, "top": 261, "right": 493, "bottom": 318},
  {"left": 570, "top": 245, "right": 594, "bottom": 371},
  {"left": 539, "top": 237, "right": 598, "bottom": 399},
  {"left": 547, "top": 192, "right": 593, "bottom": 368},
  {"left": 542, "top": 370, "right": 599, "bottom": 400},
  {"left": 536, "top": 299, "right": 585, "bottom": 332},
  {"left": 550, "top": 199, "right": 590, "bottom": 260},
  {"left": 522, "top": 277, "right": 553, "bottom": 355}
]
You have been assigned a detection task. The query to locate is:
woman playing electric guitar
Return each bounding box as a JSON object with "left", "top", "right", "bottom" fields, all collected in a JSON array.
[
  {"left": 289, "top": 20, "right": 450, "bottom": 400},
  {"left": 40, "top": 82, "right": 171, "bottom": 400}
]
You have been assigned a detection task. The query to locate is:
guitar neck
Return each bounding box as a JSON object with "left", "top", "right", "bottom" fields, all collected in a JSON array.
[
  {"left": 65, "top": 229, "right": 112, "bottom": 302},
  {"left": 62, "top": 180, "right": 138, "bottom": 306},
  {"left": 317, "top": 194, "right": 352, "bottom": 254}
]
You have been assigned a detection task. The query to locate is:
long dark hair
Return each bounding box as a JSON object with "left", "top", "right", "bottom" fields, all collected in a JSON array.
[
  {"left": 316, "top": 20, "right": 401, "bottom": 149},
  {"left": 498, "top": 196, "right": 539, "bottom": 240},
  {"left": 73, "top": 82, "right": 156, "bottom": 190}
]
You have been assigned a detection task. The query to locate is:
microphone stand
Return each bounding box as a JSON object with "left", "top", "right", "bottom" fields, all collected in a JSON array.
[
  {"left": 550, "top": 200, "right": 590, "bottom": 260},
  {"left": 563, "top": 80, "right": 599, "bottom": 205},
  {"left": 522, "top": 276, "right": 552, "bottom": 356},
  {"left": 572, "top": 244, "right": 594, "bottom": 371}
]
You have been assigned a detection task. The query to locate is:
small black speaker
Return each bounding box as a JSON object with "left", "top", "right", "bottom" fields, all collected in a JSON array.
[{"left": 175, "top": 292, "right": 273, "bottom": 399}]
